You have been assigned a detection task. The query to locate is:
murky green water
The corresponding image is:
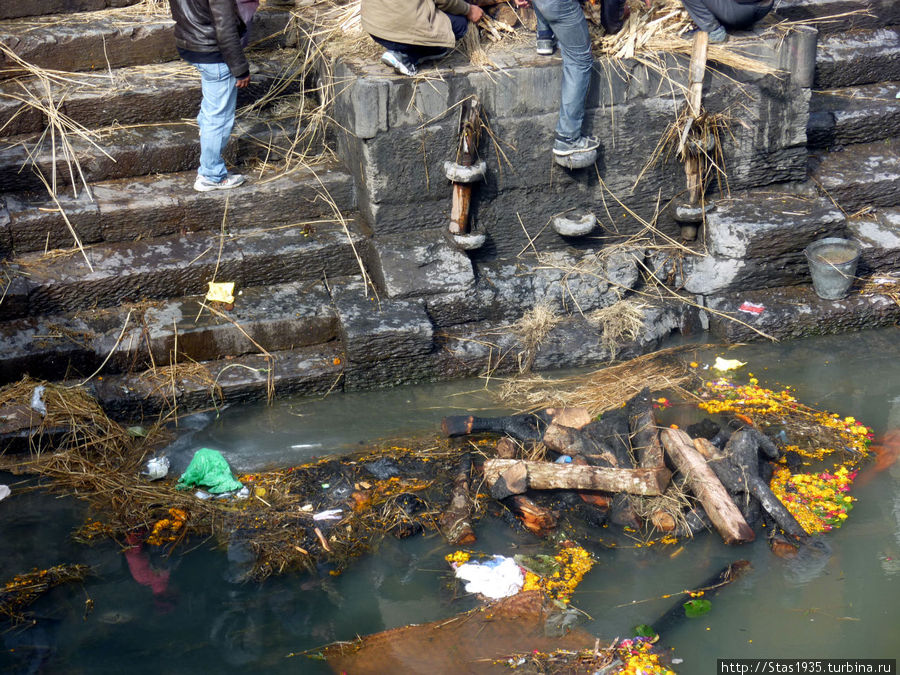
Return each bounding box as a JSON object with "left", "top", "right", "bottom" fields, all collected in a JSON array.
[{"left": 2, "top": 327, "right": 898, "bottom": 673}]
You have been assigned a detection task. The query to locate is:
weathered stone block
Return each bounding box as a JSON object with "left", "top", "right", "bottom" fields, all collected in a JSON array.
[
  {"left": 707, "top": 285, "right": 900, "bottom": 343},
  {"left": 331, "top": 279, "right": 434, "bottom": 362},
  {"left": 849, "top": 209, "right": 900, "bottom": 274},
  {"left": 705, "top": 193, "right": 846, "bottom": 260},
  {"left": 93, "top": 178, "right": 184, "bottom": 241},
  {"left": 815, "top": 26, "right": 900, "bottom": 89},
  {"left": 775, "top": 0, "right": 900, "bottom": 34},
  {"left": 6, "top": 193, "right": 102, "bottom": 253},
  {"left": 810, "top": 138, "right": 900, "bottom": 212},
  {"left": 370, "top": 230, "right": 474, "bottom": 299},
  {"left": 808, "top": 82, "right": 900, "bottom": 149}
]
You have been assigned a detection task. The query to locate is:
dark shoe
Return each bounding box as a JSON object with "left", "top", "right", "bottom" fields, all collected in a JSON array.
[
  {"left": 418, "top": 48, "right": 451, "bottom": 65},
  {"left": 381, "top": 50, "right": 417, "bottom": 77},
  {"left": 536, "top": 37, "right": 557, "bottom": 55},
  {"left": 552, "top": 135, "right": 600, "bottom": 157}
]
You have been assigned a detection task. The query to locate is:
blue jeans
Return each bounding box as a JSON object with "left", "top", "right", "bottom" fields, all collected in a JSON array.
[
  {"left": 194, "top": 62, "right": 238, "bottom": 182},
  {"left": 680, "top": 0, "right": 773, "bottom": 32},
  {"left": 532, "top": 0, "right": 593, "bottom": 142}
]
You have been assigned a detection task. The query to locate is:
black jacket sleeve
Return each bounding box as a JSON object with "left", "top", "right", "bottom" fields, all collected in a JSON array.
[{"left": 210, "top": 0, "right": 249, "bottom": 79}]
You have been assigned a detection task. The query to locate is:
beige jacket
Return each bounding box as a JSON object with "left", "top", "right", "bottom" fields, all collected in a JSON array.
[{"left": 362, "top": 0, "right": 471, "bottom": 48}]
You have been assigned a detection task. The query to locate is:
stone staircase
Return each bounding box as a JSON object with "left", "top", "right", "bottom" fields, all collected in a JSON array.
[
  {"left": 0, "top": 2, "right": 371, "bottom": 418},
  {"left": 0, "top": 0, "right": 898, "bottom": 423},
  {"left": 700, "top": 0, "right": 900, "bottom": 341}
]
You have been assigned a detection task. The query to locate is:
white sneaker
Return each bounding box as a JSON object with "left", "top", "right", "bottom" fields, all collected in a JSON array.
[
  {"left": 193, "top": 173, "right": 246, "bottom": 192},
  {"left": 380, "top": 50, "right": 417, "bottom": 77}
]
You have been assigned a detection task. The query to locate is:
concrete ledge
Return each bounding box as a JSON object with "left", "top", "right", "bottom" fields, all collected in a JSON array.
[
  {"left": 0, "top": 55, "right": 306, "bottom": 137},
  {"left": 774, "top": 0, "right": 900, "bottom": 34},
  {"left": 707, "top": 284, "right": 900, "bottom": 342},
  {"left": 0, "top": 7, "right": 293, "bottom": 77},
  {"left": 92, "top": 343, "right": 344, "bottom": 420},
  {"left": 0, "top": 0, "right": 137, "bottom": 21},
  {"left": 815, "top": 26, "right": 900, "bottom": 88},
  {"left": 808, "top": 82, "right": 900, "bottom": 149},
  {"left": 2, "top": 223, "right": 368, "bottom": 319},
  {"left": 810, "top": 138, "right": 900, "bottom": 212},
  {"left": 5, "top": 165, "right": 356, "bottom": 253}
]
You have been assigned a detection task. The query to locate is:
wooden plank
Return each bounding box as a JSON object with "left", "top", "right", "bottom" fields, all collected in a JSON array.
[
  {"left": 661, "top": 428, "right": 755, "bottom": 544},
  {"left": 483, "top": 459, "right": 671, "bottom": 496}
]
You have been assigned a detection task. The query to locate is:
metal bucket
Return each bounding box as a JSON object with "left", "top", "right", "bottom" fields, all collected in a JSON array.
[{"left": 804, "top": 237, "right": 860, "bottom": 300}]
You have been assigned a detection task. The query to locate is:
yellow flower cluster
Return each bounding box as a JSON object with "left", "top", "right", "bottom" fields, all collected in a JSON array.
[
  {"left": 444, "top": 550, "right": 471, "bottom": 565},
  {"left": 770, "top": 465, "right": 856, "bottom": 534},
  {"left": 617, "top": 639, "right": 677, "bottom": 675},
  {"left": 147, "top": 508, "right": 188, "bottom": 546},
  {"left": 697, "top": 378, "right": 797, "bottom": 417},
  {"left": 521, "top": 546, "right": 594, "bottom": 604}
]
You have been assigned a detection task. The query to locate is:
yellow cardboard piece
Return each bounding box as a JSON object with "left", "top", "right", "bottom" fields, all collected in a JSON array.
[
  {"left": 712, "top": 356, "right": 746, "bottom": 372},
  {"left": 206, "top": 281, "right": 235, "bottom": 304}
]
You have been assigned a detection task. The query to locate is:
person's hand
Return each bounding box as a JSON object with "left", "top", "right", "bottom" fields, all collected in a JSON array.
[
  {"left": 513, "top": 0, "right": 530, "bottom": 7},
  {"left": 236, "top": 75, "right": 250, "bottom": 89},
  {"left": 466, "top": 3, "right": 484, "bottom": 22}
]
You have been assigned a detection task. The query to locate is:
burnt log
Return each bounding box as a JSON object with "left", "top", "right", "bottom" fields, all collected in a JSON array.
[
  {"left": 505, "top": 494, "right": 557, "bottom": 536},
  {"left": 542, "top": 423, "right": 618, "bottom": 466},
  {"left": 483, "top": 459, "right": 671, "bottom": 496},
  {"left": 702, "top": 433, "right": 807, "bottom": 539},
  {"left": 441, "top": 412, "right": 551, "bottom": 442},
  {"left": 661, "top": 428, "right": 755, "bottom": 544},
  {"left": 627, "top": 387, "right": 665, "bottom": 468},
  {"left": 440, "top": 453, "right": 476, "bottom": 545}
]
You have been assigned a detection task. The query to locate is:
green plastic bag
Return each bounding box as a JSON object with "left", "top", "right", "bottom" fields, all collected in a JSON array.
[{"left": 176, "top": 448, "right": 243, "bottom": 494}]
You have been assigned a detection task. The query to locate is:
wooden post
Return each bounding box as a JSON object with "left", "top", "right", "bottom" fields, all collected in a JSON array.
[
  {"left": 448, "top": 98, "right": 482, "bottom": 235},
  {"left": 661, "top": 428, "right": 755, "bottom": 544},
  {"left": 483, "top": 459, "right": 671, "bottom": 496}
]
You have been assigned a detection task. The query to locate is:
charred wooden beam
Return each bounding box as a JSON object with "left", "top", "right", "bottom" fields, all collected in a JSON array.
[{"left": 440, "top": 453, "right": 476, "bottom": 545}]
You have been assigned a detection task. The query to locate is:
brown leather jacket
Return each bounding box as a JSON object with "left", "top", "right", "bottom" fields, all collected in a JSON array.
[{"left": 170, "top": 0, "right": 249, "bottom": 79}]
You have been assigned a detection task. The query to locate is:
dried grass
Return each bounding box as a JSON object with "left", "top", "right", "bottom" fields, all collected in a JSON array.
[
  {"left": 510, "top": 302, "right": 563, "bottom": 374},
  {"left": 586, "top": 298, "right": 646, "bottom": 360},
  {"left": 859, "top": 273, "right": 900, "bottom": 308},
  {"left": 495, "top": 343, "right": 699, "bottom": 416}
]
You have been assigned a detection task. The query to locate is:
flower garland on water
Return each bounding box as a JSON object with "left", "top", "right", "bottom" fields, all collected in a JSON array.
[
  {"left": 616, "top": 638, "right": 677, "bottom": 675},
  {"left": 520, "top": 545, "right": 594, "bottom": 604},
  {"left": 696, "top": 375, "right": 873, "bottom": 535}
]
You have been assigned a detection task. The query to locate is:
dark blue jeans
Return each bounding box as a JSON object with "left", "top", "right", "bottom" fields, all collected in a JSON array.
[
  {"left": 371, "top": 13, "right": 468, "bottom": 65},
  {"left": 680, "top": 0, "right": 773, "bottom": 32}
]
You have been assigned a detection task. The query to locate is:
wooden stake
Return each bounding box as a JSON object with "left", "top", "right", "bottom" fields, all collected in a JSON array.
[{"left": 661, "top": 428, "right": 755, "bottom": 544}]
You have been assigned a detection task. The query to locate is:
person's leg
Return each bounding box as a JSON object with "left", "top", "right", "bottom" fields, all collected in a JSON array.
[
  {"left": 534, "top": 5, "right": 554, "bottom": 40},
  {"left": 682, "top": 0, "right": 764, "bottom": 31},
  {"left": 195, "top": 62, "right": 237, "bottom": 182},
  {"left": 532, "top": 0, "right": 593, "bottom": 143}
]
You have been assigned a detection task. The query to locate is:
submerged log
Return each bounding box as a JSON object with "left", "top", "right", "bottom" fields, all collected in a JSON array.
[
  {"left": 542, "top": 423, "right": 618, "bottom": 466},
  {"left": 505, "top": 494, "right": 557, "bottom": 536},
  {"left": 440, "top": 453, "right": 476, "bottom": 545},
  {"left": 483, "top": 459, "right": 671, "bottom": 496},
  {"left": 441, "top": 412, "right": 550, "bottom": 442},
  {"left": 661, "top": 428, "right": 755, "bottom": 544}
]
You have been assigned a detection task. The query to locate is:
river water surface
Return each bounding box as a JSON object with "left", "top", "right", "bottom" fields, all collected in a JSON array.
[{"left": 2, "top": 327, "right": 898, "bottom": 673}]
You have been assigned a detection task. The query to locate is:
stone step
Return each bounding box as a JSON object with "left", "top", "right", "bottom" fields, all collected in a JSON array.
[
  {"left": 0, "top": 218, "right": 371, "bottom": 320},
  {"left": 774, "top": 0, "right": 900, "bottom": 34},
  {"left": 92, "top": 342, "right": 346, "bottom": 420},
  {"left": 0, "top": 54, "right": 307, "bottom": 137},
  {"left": 0, "top": 278, "right": 340, "bottom": 386},
  {"left": 808, "top": 82, "right": 900, "bottom": 149},
  {"left": 0, "top": 6, "right": 293, "bottom": 77},
  {"left": 848, "top": 207, "right": 900, "bottom": 273},
  {"left": 809, "top": 138, "right": 900, "bottom": 212},
  {"left": 658, "top": 190, "right": 848, "bottom": 296},
  {"left": 0, "top": 1, "right": 139, "bottom": 21},
  {"left": 1, "top": 161, "right": 356, "bottom": 255},
  {"left": 706, "top": 284, "right": 900, "bottom": 343},
  {"left": 815, "top": 25, "right": 900, "bottom": 88},
  {"left": 0, "top": 113, "right": 309, "bottom": 192}
]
